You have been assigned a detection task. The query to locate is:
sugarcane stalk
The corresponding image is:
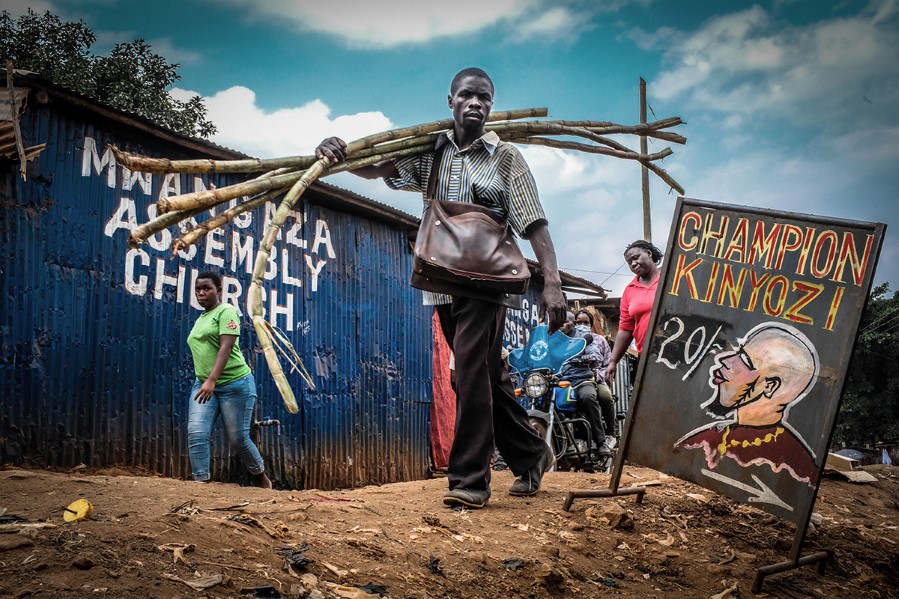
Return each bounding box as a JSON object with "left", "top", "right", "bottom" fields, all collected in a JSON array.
[
  {"left": 248, "top": 158, "right": 329, "bottom": 411},
  {"left": 157, "top": 169, "right": 304, "bottom": 214},
  {"left": 497, "top": 122, "right": 685, "bottom": 190},
  {"left": 339, "top": 108, "right": 547, "bottom": 156},
  {"left": 585, "top": 118, "right": 686, "bottom": 145},
  {"left": 121, "top": 133, "right": 433, "bottom": 178},
  {"left": 111, "top": 146, "right": 320, "bottom": 175},
  {"left": 146, "top": 108, "right": 689, "bottom": 223},
  {"left": 501, "top": 116, "right": 684, "bottom": 137},
  {"left": 568, "top": 116, "right": 683, "bottom": 133},
  {"left": 115, "top": 108, "right": 547, "bottom": 178},
  {"left": 505, "top": 135, "right": 683, "bottom": 193},
  {"left": 503, "top": 133, "right": 674, "bottom": 162},
  {"left": 130, "top": 168, "right": 303, "bottom": 246},
  {"left": 489, "top": 121, "right": 625, "bottom": 144},
  {"left": 636, "top": 161, "right": 684, "bottom": 195},
  {"left": 128, "top": 204, "right": 209, "bottom": 248},
  {"left": 172, "top": 188, "right": 284, "bottom": 254},
  {"left": 170, "top": 138, "right": 444, "bottom": 254},
  {"left": 326, "top": 141, "right": 441, "bottom": 176},
  {"left": 151, "top": 146, "right": 393, "bottom": 218},
  {"left": 156, "top": 111, "right": 549, "bottom": 214},
  {"left": 644, "top": 131, "right": 688, "bottom": 144},
  {"left": 489, "top": 117, "right": 686, "bottom": 143},
  {"left": 353, "top": 132, "right": 440, "bottom": 159},
  {"left": 265, "top": 320, "right": 314, "bottom": 384},
  {"left": 155, "top": 131, "right": 445, "bottom": 220}
]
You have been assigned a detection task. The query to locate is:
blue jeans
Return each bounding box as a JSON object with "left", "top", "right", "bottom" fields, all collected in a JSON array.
[{"left": 187, "top": 373, "right": 265, "bottom": 481}]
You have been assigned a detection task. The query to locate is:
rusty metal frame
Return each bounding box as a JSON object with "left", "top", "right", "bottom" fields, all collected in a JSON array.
[{"left": 752, "top": 550, "right": 831, "bottom": 593}]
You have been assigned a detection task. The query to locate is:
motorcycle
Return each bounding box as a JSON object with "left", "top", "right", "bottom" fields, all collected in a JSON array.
[{"left": 508, "top": 325, "right": 614, "bottom": 473}]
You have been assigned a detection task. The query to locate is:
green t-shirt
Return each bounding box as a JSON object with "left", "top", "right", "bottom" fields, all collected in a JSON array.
[{"left": 187, "top": 303, "right": 251, "bottom": 386}]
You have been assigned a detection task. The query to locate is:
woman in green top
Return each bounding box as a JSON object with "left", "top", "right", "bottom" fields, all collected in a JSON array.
[{"left": 187, "top": 271, "right": 272, "bottom": 488}]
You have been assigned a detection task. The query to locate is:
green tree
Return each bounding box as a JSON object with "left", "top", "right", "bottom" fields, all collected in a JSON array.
[
  {"left": 1, "top": 9, "right": 215, "bottom": 138},
  {"left": 834, "top": 283, "right": 899, "bottom": 448}
]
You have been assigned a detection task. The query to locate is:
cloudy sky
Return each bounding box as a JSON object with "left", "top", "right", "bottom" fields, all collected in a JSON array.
[{"left": 11, "top": 0, "right": 898, "bottom": 296}]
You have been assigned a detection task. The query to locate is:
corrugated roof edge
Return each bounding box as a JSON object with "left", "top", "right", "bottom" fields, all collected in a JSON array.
[
  {"left": 6, "top": 69, "right": 250, "bottom": 159},
  {"left": 6, "top": 70, "right": 605, "bottom": 299}
]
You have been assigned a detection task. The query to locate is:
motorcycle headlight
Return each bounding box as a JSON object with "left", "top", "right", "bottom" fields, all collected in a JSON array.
[{"left": 524, "top": 372, "right": 549, "bottom": 398}]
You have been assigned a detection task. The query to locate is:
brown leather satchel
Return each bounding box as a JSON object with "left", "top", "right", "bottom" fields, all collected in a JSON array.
[{"left": 410, "top": 145, "right": 531, "bottom": 296}]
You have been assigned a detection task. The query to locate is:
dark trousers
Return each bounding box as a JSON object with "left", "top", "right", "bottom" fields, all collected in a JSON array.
[
  {"left": 436, "top": 298, "right": 545, "bottom": 491},
  {"left": 572, "top": 381, "right": 606, "bottom": 447},
  {"left": 596, "top": 381, "right": 616, "bottom": 437}
]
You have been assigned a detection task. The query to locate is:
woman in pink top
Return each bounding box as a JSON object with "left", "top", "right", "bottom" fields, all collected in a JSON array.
[{"left": 605, "top": 240, "right": 663, "bottom": 386}]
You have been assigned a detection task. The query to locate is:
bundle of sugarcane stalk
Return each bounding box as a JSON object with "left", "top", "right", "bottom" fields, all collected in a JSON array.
[{"left": 113, "top": 107, "right": 685, "bottom": 414}]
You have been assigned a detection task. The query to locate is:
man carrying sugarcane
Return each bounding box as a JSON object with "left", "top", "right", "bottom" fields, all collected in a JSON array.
[{"left": 316, "top": 67, "right": 566, "bottom": 509}]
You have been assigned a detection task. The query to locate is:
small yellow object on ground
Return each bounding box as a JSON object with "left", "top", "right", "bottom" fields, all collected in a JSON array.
[{"left": 63, "top": 498, "right": 93, "bottom": 522}]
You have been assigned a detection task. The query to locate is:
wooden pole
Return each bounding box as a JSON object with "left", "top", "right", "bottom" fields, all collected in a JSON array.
[
  {"left": 6, "top": 61, "right": 27, "bottom": 180},
  {"left": 640, "top": 77, "right": 651, "bottom": 242}
]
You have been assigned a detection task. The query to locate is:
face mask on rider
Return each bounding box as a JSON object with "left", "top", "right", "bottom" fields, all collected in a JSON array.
[{"left": 574, "top": 325, "right": 591, "bottom": 336}]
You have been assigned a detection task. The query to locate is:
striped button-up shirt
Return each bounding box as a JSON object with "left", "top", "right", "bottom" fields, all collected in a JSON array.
[{"left": 385, "top": 130, "right": 547, "bottom": 305}]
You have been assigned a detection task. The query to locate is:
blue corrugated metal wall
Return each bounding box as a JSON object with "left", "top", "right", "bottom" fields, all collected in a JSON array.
[
  {"left": 0, "top": 93, "right": 432, "bottom": 489},
  {"left": 299, "top": 203, "right": 432, "bottom": 489}
]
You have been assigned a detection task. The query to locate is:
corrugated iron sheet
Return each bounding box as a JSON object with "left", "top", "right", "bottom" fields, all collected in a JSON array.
[
  {"left": 0, "top": 87, "right": 46, "bottom": 163},
  {"left": 0, "top": 88, "right": 432, "bottom": 489}
]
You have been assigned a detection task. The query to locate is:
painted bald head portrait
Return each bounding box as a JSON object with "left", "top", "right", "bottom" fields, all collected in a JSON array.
[{"left": 703, "top": 323, "right": 819, "bottom": 426}]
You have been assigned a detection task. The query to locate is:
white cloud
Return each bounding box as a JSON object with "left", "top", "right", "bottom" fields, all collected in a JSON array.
[
  {"left": 171, "top": 86, "right": 393, "bottom": 158},
  {"left": 217, "top": 0, "right": 644, "bottom": 48},
  {"left": 647, "top": 2, "right": 899, "bottom": 130},
  {"left": 146, "top": 38, "right": 203, "bottom": 67},
  {"left": 870, "top": 0, "right": 898, "bottom": 24},
  {"left": 92, "top": 28, "right": 136, "bottom": 48},
  {"left": 626, "top": 25, "right": 680, "bottom": 52},
  {"left": 1, "top": 0, "right": 56, "bottom": 17},
  {"left": 74, "top": 28, "right": 203, "bottom": 66},
  {"left": 829, "top": 124, "right": 899, "bottom": 166},
  {"left": 515, "top": 6, "right": 598, "bottom": 42},
  {"left": 218, "top": 0, "right": 539, "bottom": 48},
  {"left": 519, "top": 7, "right": 578, "bottom": 36}
]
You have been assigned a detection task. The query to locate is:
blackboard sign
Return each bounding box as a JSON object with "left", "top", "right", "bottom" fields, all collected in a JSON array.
[{"left": 617, "top": 198, "right": 885, "bottom": 544}]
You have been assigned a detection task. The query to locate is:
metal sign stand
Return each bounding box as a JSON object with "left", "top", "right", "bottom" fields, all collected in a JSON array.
[
  {"left": 561, "top": 381, "right": 647, "bottom": 511},
  {"left": 561, "top": 485, "right": 646, "bottom": 511},
  {"left": 752, "top": 550, "right": 831, "bottom": 594},
  {"left": 750, "top": 439, "right": 835, "bottom": 591}
]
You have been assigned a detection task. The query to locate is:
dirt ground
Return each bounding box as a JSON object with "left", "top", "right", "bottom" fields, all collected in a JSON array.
[{"left": 0, "top": 464, "right": 897, "bottom": 599}]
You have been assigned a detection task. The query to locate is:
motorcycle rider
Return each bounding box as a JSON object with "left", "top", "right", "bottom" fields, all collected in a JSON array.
[
  {"left": 574, "top": 309, "right": 617, "bottom": 440},
  {"left": 560, "top": 312, "right": 612, "bottom": 458}
]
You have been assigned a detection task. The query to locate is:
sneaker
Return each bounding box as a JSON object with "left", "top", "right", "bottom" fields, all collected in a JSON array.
[
  {"left": 508, "top": 445, "right": 555, "bottom": 497},
  {"left": 443, "top": 488, "right": 490, "bottom": 509},
  {"left": 596, "top": 441, "right": 612, "bottom": 458}
]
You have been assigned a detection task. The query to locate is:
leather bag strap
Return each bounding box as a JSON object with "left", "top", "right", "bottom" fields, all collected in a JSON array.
[
  {"left": 425, "top": 143, "right": 446, "bottom": 201},
  {"left": 426, "top": 142, "right": 487, "bottom": 207}
]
